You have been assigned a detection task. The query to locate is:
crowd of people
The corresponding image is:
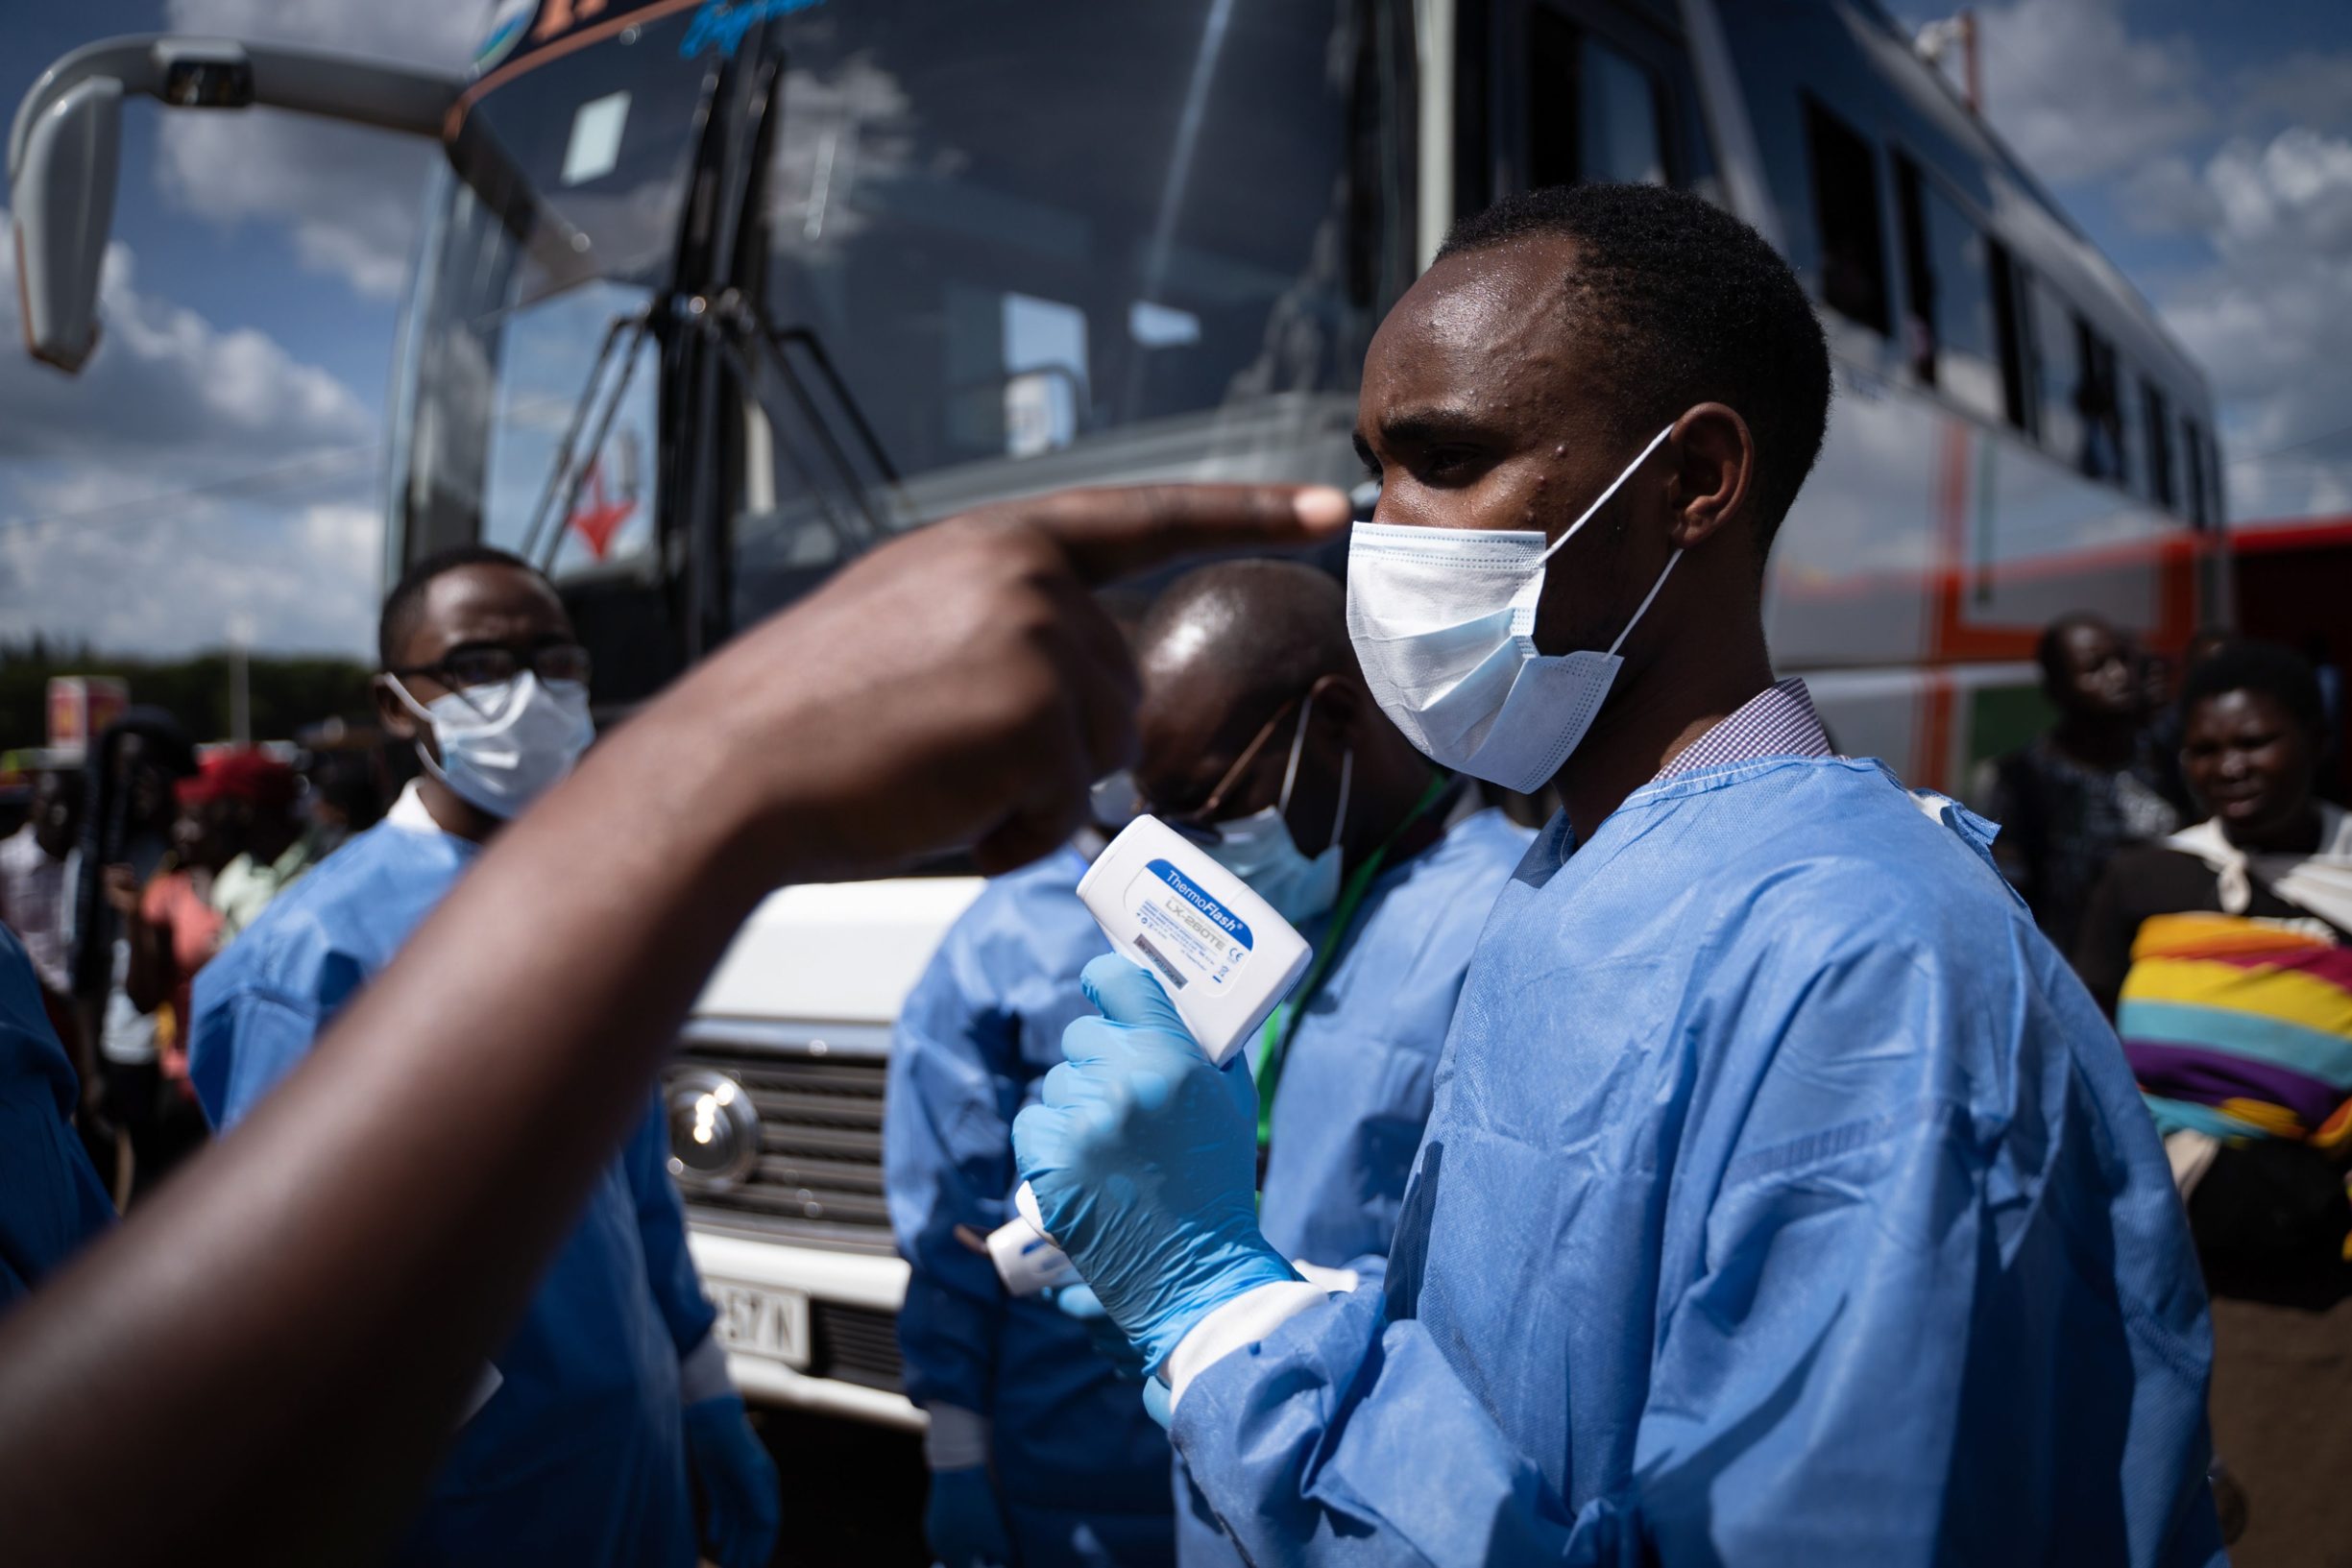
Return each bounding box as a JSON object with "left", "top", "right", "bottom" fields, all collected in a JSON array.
[
  {"left": 0, "top": 180, "right": 2340, "bottom": 1567},
  {"left": 1978, "top": 623, "right": 2352, "bottom": 1557},
  {"left": 0, "top": 719, "right": 385, "bottom": 1206}
]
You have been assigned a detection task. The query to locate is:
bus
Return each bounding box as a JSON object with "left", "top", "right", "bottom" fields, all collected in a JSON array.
[{"left": 11, "top": 0, "right": 2223, "bottom": 1432}]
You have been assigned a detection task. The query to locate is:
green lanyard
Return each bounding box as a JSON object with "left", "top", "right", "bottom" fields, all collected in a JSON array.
[{"left": 1252, "top": 770, "right": 1453, "bottom": 1150}]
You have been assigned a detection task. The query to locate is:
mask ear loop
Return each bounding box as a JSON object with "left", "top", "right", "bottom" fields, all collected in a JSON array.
[
  {"left": 1537, "top": 423, "right": 1678, "bottom": 566},
  {"left": 1326, "top": 752, "right": 1353, "bottom": 857},
  {"left": 1277, "top": 688, "right": 1317, "bottom": 816},
  {"left": 1608, "top": 551, "right": 1682, "bottom": 658},
  {"left": 383, "top": 674, "right": 454, "bottom": 789},
  {"left": 1279, "top": 678, "right": 1354, "bottom": 857}
]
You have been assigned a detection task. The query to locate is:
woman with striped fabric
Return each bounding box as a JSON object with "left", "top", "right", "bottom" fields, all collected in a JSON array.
[{"left": 2076, "top": 639, "right": 2352, "bottom": 1565}]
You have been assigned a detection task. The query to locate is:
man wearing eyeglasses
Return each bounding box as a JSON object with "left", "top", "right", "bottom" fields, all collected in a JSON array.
[
  {"left": 885, "top": 559, "right": 1525, "bottom": 1568},
  {"left": 186, "top": 545, "right": 782, "bottom": 1568}
]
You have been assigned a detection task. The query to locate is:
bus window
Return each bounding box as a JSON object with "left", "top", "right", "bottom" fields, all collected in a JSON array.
[
  {"left": 1528, "top": 8, "right": 1577, "bottom": 190},
  {"left": 1894, "top": 155, "right": 2000, "bottom": 422},
  {"left": 1802, "top": 98, "right": 1888, "bottom": 335},
  {"left": 2115, "top": 362, "right": 2143, "bottom": 495},
  {"left": 2206, "top": 426, "right": 2227, "bottom": 524},
  {"left": 1581, "top": 35, "right": 1667, "bottom": 184},
  {"left": 2073, "top": 319, "right": 2125, "bottom": 483},
  {"left": 2031, "top": 276, "right": 2083, "bottom": 468},
  {"left": 2142, "top": 376, "right": 2177, "bottom": 512},
  {"left": 2183, "top": 415, "right": 2210, "bottom": 528},
  {"left": 1988, "top": 239, "right": 2034, "bottom": 436},
  {"left": 1529, "top": 7, "right": 1669, "bottom": 190}
]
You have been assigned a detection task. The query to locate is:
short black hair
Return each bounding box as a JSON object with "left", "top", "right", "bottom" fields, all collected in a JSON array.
[
  {"left": 377, "top": 544, "right": 549, "bottom": 669},
  {"left": 2035, "top": 611, "right": 2118, "bottom": 688},
  {"left": 1436, "top": 182, "right": 1831, "bottom": 553},
  {"left": 2180, "top": 639, "right": 2324, "bottom": 734}
]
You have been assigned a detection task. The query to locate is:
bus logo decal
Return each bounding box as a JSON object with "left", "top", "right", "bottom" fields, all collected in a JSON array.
[{"left": 681, "top": 0, "right": 828, "bottom": 59}]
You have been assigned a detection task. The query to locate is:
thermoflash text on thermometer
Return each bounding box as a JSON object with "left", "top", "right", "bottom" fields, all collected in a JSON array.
[{"left": 988, "top": 814, "right": 1313, "bottom": 1295}]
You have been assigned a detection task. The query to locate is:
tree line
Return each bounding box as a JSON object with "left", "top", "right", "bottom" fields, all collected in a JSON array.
[{"left": 0, "top": 636, "right": 376, "bottom": 752}]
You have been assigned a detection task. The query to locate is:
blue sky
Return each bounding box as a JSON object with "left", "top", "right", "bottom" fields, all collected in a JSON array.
[{"left": 1, "top": 0, "right": 2347, "bottom": 657}]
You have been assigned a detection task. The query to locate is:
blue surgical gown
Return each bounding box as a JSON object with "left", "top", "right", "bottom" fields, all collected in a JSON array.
[
  {"left": 0, "top": 926, "right": 113, "bottom": 1309},
  {"left": 1178, "top": 806, "right": 1529, "bottom": 1565},
  {"left": 887, "top": 845, "right": 1180, "bottom": 1566},
  {"left": 188, "top": 816, "right": 716, "bottom": 1568},
  {"left": 1168, "top": 757, "right": 2225, "bottom": 1566},
  {"left": 888, "top": 813, "right": 1529, "bottom": 1568}
]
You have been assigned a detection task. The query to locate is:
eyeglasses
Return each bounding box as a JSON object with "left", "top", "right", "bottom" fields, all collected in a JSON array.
[
  {"left": 1152, "top": 675, "right": 1342, "bottom": 845},
  {"left": 390, "top": 640, "right": 593, "bottom": 695}
]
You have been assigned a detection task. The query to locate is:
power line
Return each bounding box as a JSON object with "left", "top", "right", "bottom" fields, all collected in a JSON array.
[
  {"left": 2228, "top": 421, "right": 2352, "bottom": 469},
  {"left": 0, "top": 390, "right": 584, "bottom": 538},
  {"left": 0, "top": 442, "right": 384, "bottom": 537}
]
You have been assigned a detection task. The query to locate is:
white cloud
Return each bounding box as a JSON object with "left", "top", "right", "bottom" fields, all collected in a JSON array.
[
  {"left": 2150, "top": 130, "right": 2352, "bottom": 519},
  {"left": 0, "top": 489, "right": 379, "bottom": 658},
  {"left": 152, "top": 0, "right": 485, "bottom": 300},
  {"left": 0, "top": 213, "right": 381, "bottom": 655},
  {"left": 1970, "top": 0, "right": 2210, "bottom": 186},
  {"left": 0, "top": 211, "right": 370, "bottom": 463}
]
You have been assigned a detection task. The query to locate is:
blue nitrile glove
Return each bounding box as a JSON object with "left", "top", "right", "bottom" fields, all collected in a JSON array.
[
  {"left": 1139, "top": 1376, "right": 1175, "bottom": 1431},
  {"left": 1051, "top": 1283, "right": 1146, "bottom": 1378},
  {"left": 925, "top": 1465, "right": 1016, "bottom": 1568},
  {"left": 683, "top": 1393, "right": 783, "bottom": 1568},
  {"left": 1011, "top": 955, "right": 1297, "bottom": 1374}
]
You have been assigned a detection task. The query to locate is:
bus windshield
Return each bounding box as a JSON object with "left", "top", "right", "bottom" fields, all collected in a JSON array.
[
  {"left": 733, "top": 0, "right": 1401, "bottom": 621},
  {"left": 389, "top": 0, "right": 1406, "bottom": 653}
]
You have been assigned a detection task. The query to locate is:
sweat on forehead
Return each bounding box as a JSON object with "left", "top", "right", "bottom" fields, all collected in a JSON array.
[{"left": 1137, "top": 562, "right": 1352, "bottom": 718}]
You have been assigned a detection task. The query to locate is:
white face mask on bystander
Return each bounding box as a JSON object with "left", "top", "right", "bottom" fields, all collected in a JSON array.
[{"left": 388, "top": 672, "right": 594, "bottom": 820}]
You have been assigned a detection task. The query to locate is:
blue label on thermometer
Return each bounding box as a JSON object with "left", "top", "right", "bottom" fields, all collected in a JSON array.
[{"left": 1126, "top": 858, "right": 1254, "bottom": 996}]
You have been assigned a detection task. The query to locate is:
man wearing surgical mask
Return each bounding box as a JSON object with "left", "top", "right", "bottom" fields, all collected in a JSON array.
[
  {"left": 886, "top": 561, "right": 1523, "bottom": 1568},
  {"left": 1014, "top": 184, "right": 2223, "bottom": 1564},
  {"left": 187, "top": 546, "right": 781, "bottom": 1568}
]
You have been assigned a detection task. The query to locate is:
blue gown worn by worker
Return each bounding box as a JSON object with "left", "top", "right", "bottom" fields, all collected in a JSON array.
[
  {"left": 889, "top": 801, "right": 1530, "bottom": 1567},
  {"left": 889, "top": 843, "right": 1180, "bottom": 1566},
  {"left": 0, "top": 926, "right": 114, "bottom": 1310},
  {"left": 188, "top": 789, "right": 718, "bottom": 1568},
  {"left": 1165, "top": 757, "right": 2223, "bottom": 1566},
  {"left": 1176, "top": 795, "right": 1528, "bottom": 1564}
]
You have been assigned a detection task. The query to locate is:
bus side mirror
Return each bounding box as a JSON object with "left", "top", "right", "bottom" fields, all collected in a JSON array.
[
  {"left": 10, "top": 33, "right": 458, "bottom": 377},
  {"left": 12, "top": 75, "right": 124, "bottom": 374}
]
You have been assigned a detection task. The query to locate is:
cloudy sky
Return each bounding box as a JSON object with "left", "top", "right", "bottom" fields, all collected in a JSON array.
[{"left": 0, "top": 0, "right": 2346, "bottom": 657}]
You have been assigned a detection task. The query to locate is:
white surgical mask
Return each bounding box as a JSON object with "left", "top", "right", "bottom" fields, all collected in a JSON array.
[
  {"left": 389, "top": 671, "right": 594, "bottom": 820},
  {"left": 1346, "top": 424, "right": 1677, "bottom": 793},
  {"left": 1202, "top": 689, "right": 1352, "bottom": 925}
]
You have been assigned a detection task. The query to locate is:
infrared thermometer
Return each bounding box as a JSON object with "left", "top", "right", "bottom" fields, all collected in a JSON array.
[{"left": 987, "top": 815, "right": 1312, "bottom": 1295}]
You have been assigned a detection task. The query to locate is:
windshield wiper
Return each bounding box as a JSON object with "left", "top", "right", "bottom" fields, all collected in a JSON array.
[
  {"left": 519, "top": 306, "right": 654, "bottom": 569},
  {"left": 708, "top": 288, "right": 904, "bottom": 552}
]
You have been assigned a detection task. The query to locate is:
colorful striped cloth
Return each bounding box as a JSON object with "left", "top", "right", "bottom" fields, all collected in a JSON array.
[{"left": 2121, "top": 910, "right": 2352, "bottom": 1146}]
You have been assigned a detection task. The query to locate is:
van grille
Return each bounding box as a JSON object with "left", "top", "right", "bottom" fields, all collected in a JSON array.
[
  {"left": 812, "top": 1302, "right": 905, "bottom": 1391},
  {"left": 666, "top": 1029, "right": 893, "bottom": 1247}
]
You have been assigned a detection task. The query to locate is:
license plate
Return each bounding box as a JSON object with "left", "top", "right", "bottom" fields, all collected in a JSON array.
[{"left": 710, "top": 1281, "right": 812, "bottom": 1370}]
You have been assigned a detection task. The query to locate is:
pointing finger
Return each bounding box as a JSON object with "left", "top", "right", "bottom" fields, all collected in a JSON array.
[{"left": 989, "top": 484, "right": 1350, "bottom": 587}]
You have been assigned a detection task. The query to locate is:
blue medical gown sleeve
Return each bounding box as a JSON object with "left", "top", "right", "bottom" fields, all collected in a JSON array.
[
  {"left": 0, "top": 929, "right": 113, "bottom": 1308},
  {"left": 623, "top": 1090, "right": 717, "bottom": 1358},
  {"left": 1171, "top": 919, "right": 2220, "bottom": 1566},
  {"left": 885, "top": 941, "right": 1019, "bottom": 1414},
  {"left": 189, "top": 978, "right": 332, "bottom": 1129}
]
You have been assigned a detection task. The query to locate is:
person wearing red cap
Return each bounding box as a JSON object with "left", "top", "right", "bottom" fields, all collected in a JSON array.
[
  {"left": 102, "top": 747, "right": 303, "bottom": 1196},
  {"left": 197, "top": 749, "right": 313, "bottom": 939}
]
